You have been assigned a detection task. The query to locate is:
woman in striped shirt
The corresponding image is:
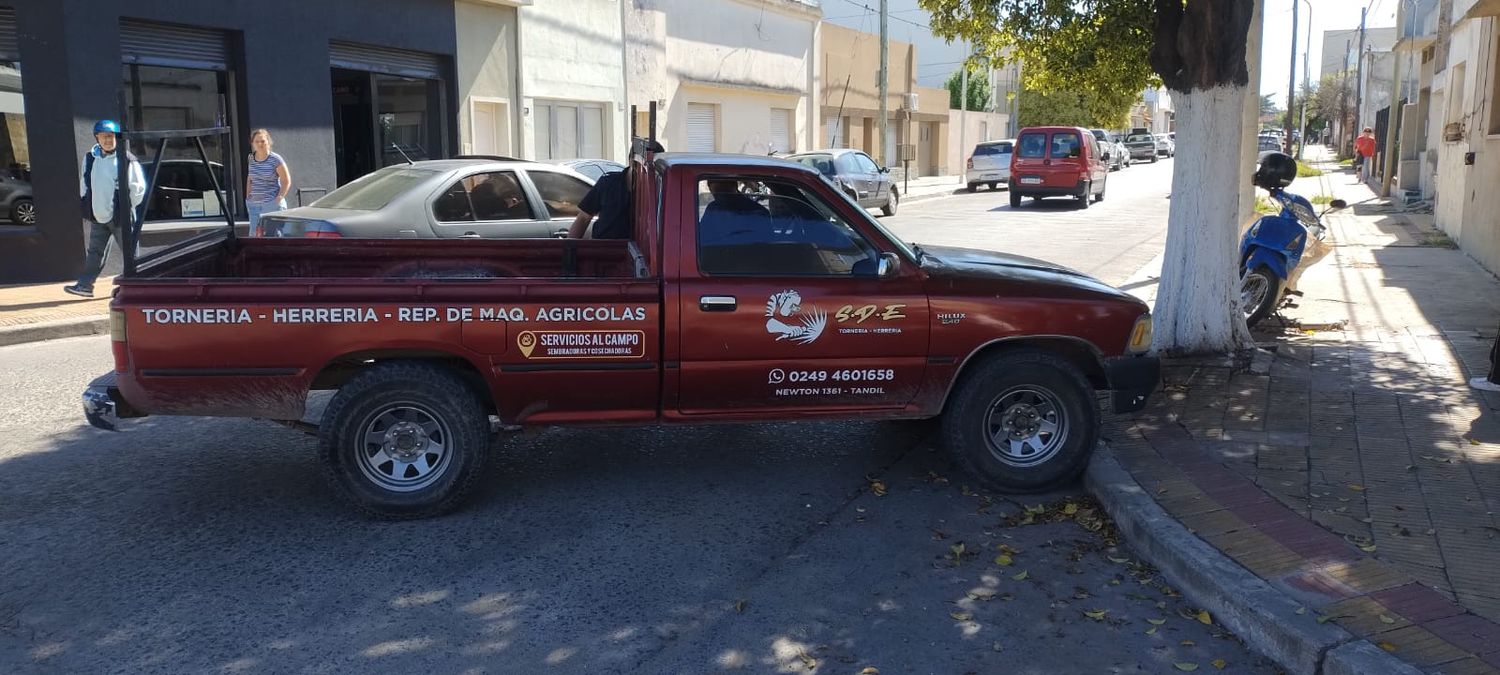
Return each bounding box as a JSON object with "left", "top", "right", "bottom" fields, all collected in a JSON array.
[{"left": 245, "top": 129, "right": 291, "bottom": 234}]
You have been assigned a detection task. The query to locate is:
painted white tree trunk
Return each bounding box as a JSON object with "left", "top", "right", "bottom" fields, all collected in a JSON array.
[{"left": 1152, "top": 85, "right": 1257, "bottom": 355}]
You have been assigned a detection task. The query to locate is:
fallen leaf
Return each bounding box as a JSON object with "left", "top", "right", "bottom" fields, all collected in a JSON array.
[
  {"left": 1317, "top": 614, "right": 1350, "bottom": 624},
  {"left": 1174, "top": 663, "right": 1199, "bottom": 671},
  {"left": 1064, "top": 502, "right": 1079, "bottom": 515},
  {"left": 1471, "top": 438, "right": 1482, "bottom": 446},
  {"left": 1013, "top": 570, "right": 1029, "bottom": 581},
  {"left": 1146, "top": 627, "right": 1158, "bottom": 635},
  {"left": 1360, "top": 544, "right": 1378, "bottom": 553},
  {"left": 994, "top": 554, "right": 1014, "bottom": 566},
  {"left": 1180, "top": 640, "right": 1195, "bottom": 647},
  {"left": 1295, "top": 607, "right": 1307, "bottom": 615},
  {"left": 1211, "top": 659, "right": 1227, "bottom": 669},
  {"left": 734, "top": 600, "right": 747, "bottom": 613},
  {"left": 1157, "top": 487, "right": 1169, "bottom": 496},
  {"left": 1083, "top": 609, "right": 1109, "bottom": 620},
  {"left": 1025, "top": 504, "right": 1045, "bottom": 515},
  {"left": 950, "top": 543, "right": 966, "bottom": 558},
  {"left": 1379, "top": 614, "right": 1395, "bottom": 624},
  {"left": 1348, "top": 484, "right": 1366, "bottom": 492},
  {"left": 1378, "top": 641, "right": 1397, "bottom": 652},
  {"left": 1148, "top": 618, "right": 1167, "bottom": 625},
  {"left": 950, "top": 611, "right": 972, "bottom": 621},
  {"left": 870, "top": 481, "right": 887, "bottom": 496},
  {"left": 1196, "top": 610, "right": 1212, "bottom": 625},
  {"left": 860, "top": 668, "right": 880, "bottom": 675}
]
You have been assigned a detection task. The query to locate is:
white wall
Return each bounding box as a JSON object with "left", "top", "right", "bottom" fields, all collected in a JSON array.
[
  {"left": 627, "top": 0, "right": 818, "bottom": 154},
  {"left": 455, "top": 1, "right": 520, "bottom": 156},
  {"left": 948, "top": 109, "right": 1008, "bottom": 178},
  {"left": 1433, "top": 11, "right": 1500, "bottom": 275},
  {"left": 519, "top": 0, "right": 628, "bottom": 161}
]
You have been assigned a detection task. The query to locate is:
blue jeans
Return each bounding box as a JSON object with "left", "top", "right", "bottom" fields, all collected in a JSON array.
[
  {"left": 248, "top": 199, "right": 286, "bottom": 235},
  {"left": 74, "top": 219, "right": 119, "bottom": 292}
]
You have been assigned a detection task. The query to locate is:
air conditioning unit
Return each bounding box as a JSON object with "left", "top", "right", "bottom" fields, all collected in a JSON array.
[{"left": 901, "top": 93, "right": 919, "bottom": 111}]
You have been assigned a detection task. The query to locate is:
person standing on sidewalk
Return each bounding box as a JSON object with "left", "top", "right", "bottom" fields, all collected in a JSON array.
[
  {"left": 1354, "top": 128, "right": 1377, "bottom": 183},
  {"left": 64, "top": 120, "right": 145, "bottom": 298},
  {"left": 245, "top": 129, "right": 291, "bottom": 235},
  {"left": 1474, "top": 327, "right": 1500, "bottom": 392}
]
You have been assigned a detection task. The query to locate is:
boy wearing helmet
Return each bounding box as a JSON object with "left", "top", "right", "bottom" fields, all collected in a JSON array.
[{"left": 64, "top": 120, "right": 146, "bottom": 297}]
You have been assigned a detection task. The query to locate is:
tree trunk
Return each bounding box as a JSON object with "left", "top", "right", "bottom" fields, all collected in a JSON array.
[{"left": 1148, "top": 0, "right": 1262, "bottom": 355}]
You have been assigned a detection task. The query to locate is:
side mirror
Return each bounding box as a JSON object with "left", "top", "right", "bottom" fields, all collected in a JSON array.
[
  {"left": 1330, "top": 199, "right": 1349, "bottom": 209},
  {"left": 878, "top": 166, "right": 890, "bottom": 174},
  {"left": 877, "top": 252, "right": 901, "bottom": 278},
  {"left": 1102, "top": 152, "right": 1112, "bottom": 160}
]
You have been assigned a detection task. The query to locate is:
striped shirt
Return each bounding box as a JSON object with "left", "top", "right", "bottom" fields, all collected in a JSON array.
[{"left": 247, "top": 152, "right": 285, "bottom": 203}]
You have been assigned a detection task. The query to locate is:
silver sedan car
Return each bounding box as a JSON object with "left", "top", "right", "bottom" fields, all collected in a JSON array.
[{"left": 256, "top": 158, "right": 596, "bottom": 239}]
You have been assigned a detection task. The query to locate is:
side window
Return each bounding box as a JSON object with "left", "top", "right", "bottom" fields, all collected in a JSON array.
[
  {"left": 575, "top": 163, "right": 603, "bottom": 181},
  {"left": 696, "top": 176, "right": 880, "bottom": 277},
  {"left": 836, "top": 154, "right": 862, "bottom": 175},
  {"left": 466, "top": 171, "right": 532, "bottom": 221},
  {"left": 528, "top": 170, "right": 592, "bottom": 218},
  {"left": 432, "top": 180, "right": 474, "bottom": 222},
  {"left": 854, "top": 153, "right": 881, "bottom": 173}
]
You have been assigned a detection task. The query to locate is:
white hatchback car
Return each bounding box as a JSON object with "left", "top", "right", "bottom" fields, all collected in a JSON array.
[{"left": 967, "top": 139, "right": 1014, "bottom": 192}]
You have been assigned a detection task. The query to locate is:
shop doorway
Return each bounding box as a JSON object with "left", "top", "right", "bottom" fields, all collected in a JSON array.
[{"left": 330, "top": 67, "right": 445, "bottom": 186}]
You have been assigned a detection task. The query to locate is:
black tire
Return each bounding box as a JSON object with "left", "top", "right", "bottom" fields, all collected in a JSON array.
[
  {"left": 318, "top": 362, "right": 491, "bottom": 519},
  {"left": 1094, "top": 177, "right": 1106, "bottom": 203},
  {"left": 1150, "top": 155, "right": 1158, "bottom": 163},
  {"left": 10, "top": 198, "right": 34, "bottom": 224},
  {"left": 940, "top": 350, "right": 1099, "bottom": 493},
  {"left": 988, "top": 182, "right": 998, "bottom": 190},
  {"left": 967, "top": 183, "right": 978, "bottom": 193},
  {"left": 1077, "top": 181, "right": 1091, "bottom": 209},
  {"left": 1009, "top": 190, "right": 1022, "bottom": 208},
  {"left": 881, "top": 189, "right": 898, "bottom": 216},
  {"left": 1241, "top": 266, "right": 1282, "bottom": 327}
]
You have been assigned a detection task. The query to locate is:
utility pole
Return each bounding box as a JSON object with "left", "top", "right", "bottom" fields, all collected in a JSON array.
[
  {"left": 1355, "top": 7, "right": 1368, "bottom": 132},
  {"left": 1284, "top": 0, "right": 1299, "bottom": 148},
  {"left": 959, "top": 46, "right": 968, "bottom": 185},
  {"left": 1339, "top": 38, "right": 1352, "bottom": 154},
  {"left": 1297, "top": 0, "right": 1311, "bottom": 159},
  {"left": 877, "top": 0, "right": 889, "bottom": 167}
]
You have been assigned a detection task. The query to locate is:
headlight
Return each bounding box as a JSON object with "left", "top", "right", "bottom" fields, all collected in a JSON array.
[{"left": 1127, "top": 314, "right": 1153, "bottom": 354}]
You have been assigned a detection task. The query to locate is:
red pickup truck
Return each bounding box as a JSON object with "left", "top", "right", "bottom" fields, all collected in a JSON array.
[{"left": 83, "top": 148, "right": 1158, "bottom": 519}]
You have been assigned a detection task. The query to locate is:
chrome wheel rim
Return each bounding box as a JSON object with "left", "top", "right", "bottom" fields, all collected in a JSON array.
[
  {"left": 1240, "top": 272, "right": 1270, "bottom": 319},
  {"left": 15, "top": 202, "right": 35, "bottom": 224},
  {"left": 355, "top": 404, "right": 452, "bottom": 492},
  {"left": 984, "top": 386, "right": 1069, "bottom": 467}
]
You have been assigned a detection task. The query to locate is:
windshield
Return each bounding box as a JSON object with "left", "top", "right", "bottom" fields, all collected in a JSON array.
[
  {"left": 312, "top": 166, "right": 439, "bottom": 210},
  {"left": 974, "top": 142, "right": 1012, "bottom": 155},
  {"left": 787, "top": 154, "right": 837, "bottom": 176},
  {"left": 1126, "top": 134, "right": 1153, "bottom": 143}
]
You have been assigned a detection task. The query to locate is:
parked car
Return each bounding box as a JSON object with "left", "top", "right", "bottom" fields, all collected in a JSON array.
[
  {"left": 784, "top": 148, "right": 899, "bottom": 216},
  {"left": 1153, "top": 134, "right": 1175, "bottom": 158},
  {"left": 1009, "top": 126, "right": 1109, "bottom": 209},
  {"left": 1123, "top": 132, "right": 1159, "bottom": 163},
  {"left": 256, "top": 158, "right": 597, "bottom": 238},
  {"left": 0, "top": 173, "right": 33, "bottom": 224},
  {"left": 551, "top": 159, "right": 625, "bottom": 181},
  {"left": 82, "top": 148, "right": 1160, "bottom": 519},
  {"left": 1088, "top": 129, "right": 1128, "bottom": 171},
  {"left": 965, "top": 139, "right": 1013, "bottom": 191},
  {"left": 1257, "top": 134, "right": 1284, "bottom": 162}
]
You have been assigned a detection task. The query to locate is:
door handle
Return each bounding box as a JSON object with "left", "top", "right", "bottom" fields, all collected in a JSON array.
[
  {"left": 460, "top": 232, "right": 481, "bottom": 239},
  {"left": 699, "top": 296, "right": 737, "bottom": 312}
]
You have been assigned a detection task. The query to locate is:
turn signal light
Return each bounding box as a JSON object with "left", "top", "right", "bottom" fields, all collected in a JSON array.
[{"left": 1128, "top": 314, "right": 1153, "bottom": 354}]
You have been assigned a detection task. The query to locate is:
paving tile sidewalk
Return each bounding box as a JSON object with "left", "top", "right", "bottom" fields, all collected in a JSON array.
[
  {"left": 1105, "top": 147, "right": 1500, "bottom": 673},
  {"left": 0, "top": 278, "right": 113, "bottom": 346}
]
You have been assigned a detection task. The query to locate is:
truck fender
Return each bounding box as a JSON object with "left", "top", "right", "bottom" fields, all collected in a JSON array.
[{"left": 936, "top": 335, "right": 1108, "bottom": 414}]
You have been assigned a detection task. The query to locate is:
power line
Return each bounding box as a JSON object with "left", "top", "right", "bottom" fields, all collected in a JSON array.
[{"left": 835, "top": 0, "right": 931, "bottom": 30}]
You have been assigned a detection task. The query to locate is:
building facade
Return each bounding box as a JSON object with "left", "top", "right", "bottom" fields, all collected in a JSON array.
[
  {"left": 516, "top": 0, "right": 628, "bottom": 162},
  {"left": 454, "top": 0, "right": 520, "bottom": 158},
  {"left": 1432, "top": 1, "right": 1500, "bottom": 276},
  {"left": 626, "top": 0, "right": 819, "bottom": 156},
  {"left": 0, "top": 0, "right": 462, "bottom": 283}
]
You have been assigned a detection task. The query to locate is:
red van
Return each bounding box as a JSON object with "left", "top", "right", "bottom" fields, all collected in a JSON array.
[{"left": 1008, "top": 126, "right": 1110, "bottom": 209}]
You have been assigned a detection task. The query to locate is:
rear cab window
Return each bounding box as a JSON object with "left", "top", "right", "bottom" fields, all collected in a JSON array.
[
  {"left": 1017, "top": 133, "right": 1047, "bottom": 159},
  {"left": 1050, "top": 132, "right": 1082, "bottom": 159}
]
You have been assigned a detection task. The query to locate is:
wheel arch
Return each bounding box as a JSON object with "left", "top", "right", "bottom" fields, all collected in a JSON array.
[
  {"left": 937, "top": 336, "right": 1108, "bottom": 415},
  {"left": 310, "top": 349, "right": 497, "bottom": 417}
]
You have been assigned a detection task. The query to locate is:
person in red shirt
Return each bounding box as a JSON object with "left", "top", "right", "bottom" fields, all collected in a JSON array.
[{"left": 1354, "top": 127, "right": 1377, "bottom": 182}]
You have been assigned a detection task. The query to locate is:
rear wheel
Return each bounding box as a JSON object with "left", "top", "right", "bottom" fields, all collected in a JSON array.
[
  {"left": 1094, "top": 177, "right": 1106, "bottom": 203},
  {"left": 1077, "top": 181, "right": 1091, "bottom": 209},
  {"left": 988, "top": 182, "right": 998, "bottom": 190},
  {"left": 941, "top": 350, "right": 1099, "bottom": 492},
  {"left": 1240, "top": 266, "right": 1282, "bottom": 327},
  {"left": 1009, "top": 190, "right": 1022, "bottom": 208},
  {"left": 10, "top": 198, "right": 34, "bottom": 224},
  {"left": 881, "top": 189, "right": 899, "bottom": 216},
  {"left": 967, "top": 183, "right": 978, "bottom": 193},
  {"left": 318, "top": 362, "right": 491, "bottom": 519}
]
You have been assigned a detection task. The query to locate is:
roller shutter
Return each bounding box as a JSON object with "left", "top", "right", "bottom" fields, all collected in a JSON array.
[
  {"left": 120, "top": 20, "right": 229, "bottom": 70},
  {"left": 686, "top": 103, "right": 717, "bottom": 153},
  {"left": 330, "top": 40, "right": 442, "bottom": 79}
]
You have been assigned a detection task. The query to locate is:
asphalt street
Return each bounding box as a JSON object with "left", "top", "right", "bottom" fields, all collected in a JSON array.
[{"left": 0, "top": 158, "right": 1275, "bottom": 674}]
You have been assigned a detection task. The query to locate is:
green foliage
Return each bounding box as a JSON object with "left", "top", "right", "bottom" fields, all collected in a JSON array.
[
  {"left": 1018, "top": 90, "right": 1130, "bottom": 129},
  {"left": 1255, "top": 195, "right": 1279, "bottom": 215},
  {"left": 1260, "top": 94, "right": 1278, "bottom": 116},
  {"left": 922, "top": 0, "right": 1157, "bottom": 123},
  {"left": 945, "top": 67, "right": 993, "bottom": 112},
  {"left": 1310, "top": 194, "right": 1334, "bottom": 205},
  {"left": 1296, "top": 163, "right": 1323, "bottom": 178}
]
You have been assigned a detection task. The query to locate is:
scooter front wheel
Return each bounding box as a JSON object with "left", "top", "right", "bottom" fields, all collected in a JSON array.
[{"left": 1241, "top": 266, "right": 1281, "bottom": 327}]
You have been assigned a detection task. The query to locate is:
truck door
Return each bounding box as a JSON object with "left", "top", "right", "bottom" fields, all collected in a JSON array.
[{"left": 676, "top": 172, "right": 929, "bottom": 415}]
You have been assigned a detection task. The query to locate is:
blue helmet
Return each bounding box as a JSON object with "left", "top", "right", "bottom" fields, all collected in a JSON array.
[{"left": 93, "top": 119, "right": 121, "bottom": 135}]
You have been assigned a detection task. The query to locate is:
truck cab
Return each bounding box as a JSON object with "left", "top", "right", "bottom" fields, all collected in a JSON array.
[{"left": 84, "top": 145, "right": 1158, "bottom": 519}]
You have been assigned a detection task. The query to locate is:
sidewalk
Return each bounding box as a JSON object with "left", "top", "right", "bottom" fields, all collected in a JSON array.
[
  {"left": 0, "top": 279, "right": 112, "bottom": 347},
  {"left": 894, "top": 173, "right": 966, "bottom": 203},
  {"left": 1101, "top": 146, "right": 1500, "bottom": 673}
]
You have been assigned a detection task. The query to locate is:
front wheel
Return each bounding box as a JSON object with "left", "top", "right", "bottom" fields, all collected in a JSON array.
[
  {"left": 967, "top": 183, "right": 978, "bottom": 193},
  {"left": 941, "top": 350, "right": 1099, "bottom": 492},
  {"left": 881, "top": 189, "right": 898, "bottom": 216},
  {"left": 10, "top": 198, "right": 34, "bottom": 224},
  {"left": 1240, "top": 266, "right": 1282, "bottom": 327},
  {"left": 318, "top": 362, "right": 491, "bottom": 519},
  {"left": 988, "top": 182, "right": 998, "bottom": 190}
]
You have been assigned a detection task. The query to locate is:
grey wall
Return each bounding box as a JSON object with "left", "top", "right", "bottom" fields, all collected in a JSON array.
[{"left": 0, "top": 0, "right": 458, "bottom": 283}]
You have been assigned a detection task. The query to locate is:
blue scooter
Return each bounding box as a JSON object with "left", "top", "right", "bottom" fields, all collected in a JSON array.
[{"left": 1239, "top": 181, "right": 1347, "bottom": 327}]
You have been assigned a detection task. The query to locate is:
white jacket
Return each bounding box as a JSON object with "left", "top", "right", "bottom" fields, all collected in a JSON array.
[{"left": 79, "top": 144, "right": 146, "bottom": 224}]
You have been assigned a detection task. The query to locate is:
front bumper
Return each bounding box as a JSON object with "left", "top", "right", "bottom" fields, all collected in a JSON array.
[
  {"left": 83, "top": 372, "right": 140, "bottom": 431},
  {"left": 1103, "top": 355, "right": 1160, "bottom": 413}
]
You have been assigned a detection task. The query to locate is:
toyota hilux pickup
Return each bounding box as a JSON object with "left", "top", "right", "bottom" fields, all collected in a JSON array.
[{"left": 83, "top": 142, "right": 1158, "bottom": 519}]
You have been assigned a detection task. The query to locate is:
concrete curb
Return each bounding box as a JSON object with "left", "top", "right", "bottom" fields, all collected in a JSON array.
[
  {"left": 0, "top": 316, "right": 109, "bottom": 347},
  {"left": 1085, "top": 448, "right": 1420, "bottom": 674}
]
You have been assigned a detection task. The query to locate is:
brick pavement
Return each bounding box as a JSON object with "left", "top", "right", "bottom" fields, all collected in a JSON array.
[
  {"left": 0, "top": 279, "right": 111, "bottom": 328},
  {"left": 1105, "top": 148, "right": 1500, "bottom": 673}
]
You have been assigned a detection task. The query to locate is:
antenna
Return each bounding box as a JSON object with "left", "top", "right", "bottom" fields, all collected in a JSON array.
[{"left": 390, "top": 143, "right": 414, "bottom": 165}]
